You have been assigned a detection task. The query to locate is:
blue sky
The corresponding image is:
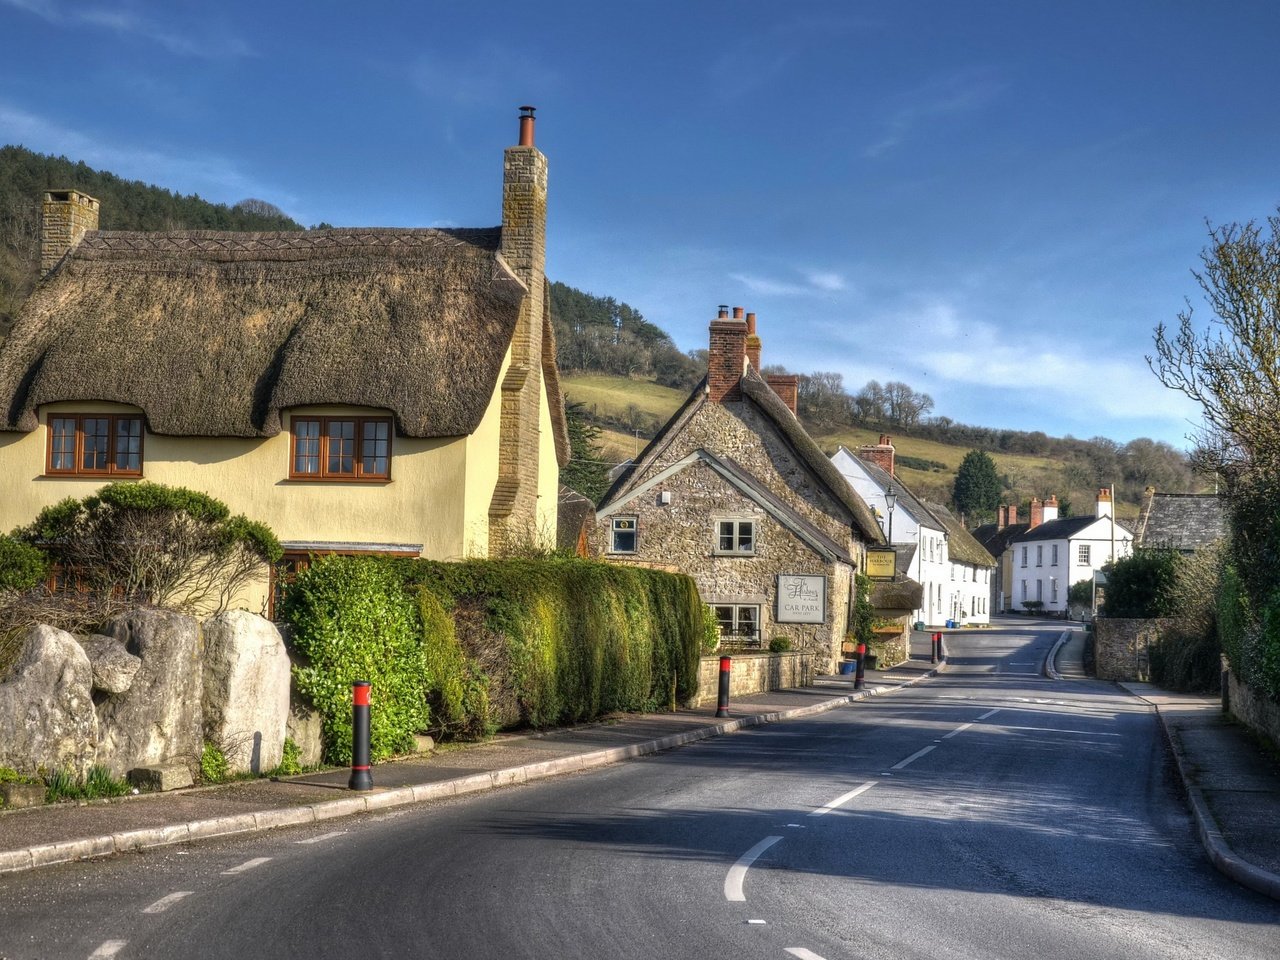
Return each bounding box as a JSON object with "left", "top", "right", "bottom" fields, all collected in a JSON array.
[{"left": 3, "top": 1, "right": 1277, "bottom": 450}]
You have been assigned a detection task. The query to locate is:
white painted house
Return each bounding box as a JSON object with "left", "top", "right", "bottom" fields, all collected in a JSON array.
[
  {"left": 832, "top": 436, "right": 992, "bottom": 626},
  {"left": 1005, "top": 489, "right": 1133, "bottom": 615}
]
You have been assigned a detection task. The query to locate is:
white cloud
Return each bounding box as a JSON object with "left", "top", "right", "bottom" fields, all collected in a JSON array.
[
  {"left": 1, "top": 1, "right": 251, "bottom": 59},
  {"left": 806, "top": 271, "right": 846, "bottom": 292},
  {"left": 729, "top": 269, "right": 850, "bottom": 297},
  {"left": 863, "top": 69, "right": 1003, "bottom": 159}
]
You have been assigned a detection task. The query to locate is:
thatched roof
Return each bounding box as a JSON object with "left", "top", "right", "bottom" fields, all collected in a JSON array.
[
  {"left": 925, "top": 502, "right": 996, "bottom": 568},
  {"left": 870, "top": 577, "right": 924, "bottom": 612},
  {"left": 0, "top": 227, "right": 531, "bottom": 438}
]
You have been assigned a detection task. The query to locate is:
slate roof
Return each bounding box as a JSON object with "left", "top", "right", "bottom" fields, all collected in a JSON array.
[
  {"left": 1135, "top": 491, "right": 1227, "bottom": 552},
  {"left": 1008, "top": 515, "right": 1132, "bottom": 543},
  {"left": 972, "top": 521, "right": 1029, "bottom": 558},
  {"left": 836, "top": 449, "right": 943, "bottom": 537}
]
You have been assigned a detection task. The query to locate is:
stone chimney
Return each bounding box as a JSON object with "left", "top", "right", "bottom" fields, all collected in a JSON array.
[
  {"left": 1096, "top": 487, "right": 1113, "bottom": 519},
  {"left": 708, "top": 305, "right": 747, "bottom": 402},
  {"left": 857, "top": 434, "right": 895, "bottom": 477},
  {"left": 41, "top": 190, "right": 99, "bottom": 276},
  {"left": 1029, "top": 497, "right": 1044, "bottom": 529},
  {"left": 744, "top": 311, "right": 761, "bottom": 370},
  {"left": 1042, "top": 494, "right": 1059, "bottom": 523},
  {"left": 490, "top": 107, "right": 550, "bottom": 552}
]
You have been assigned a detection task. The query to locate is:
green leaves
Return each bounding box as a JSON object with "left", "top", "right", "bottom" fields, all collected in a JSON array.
[
  {"left": 952, "top": 450, "right": 1001, "bottom": 523},
  {"left": 0, "top": 535, "right": 49, "bottom": 590}
]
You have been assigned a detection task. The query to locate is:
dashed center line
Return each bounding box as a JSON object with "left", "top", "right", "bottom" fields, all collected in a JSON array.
[
  {"left": 809, "top": 781, "right": 877, "bottom": 817},
  {"left": 725, "top": 836, "right": 783, "bottom": 902},
  {"left": 891, "top": 744, "right": 936, "bottom": 770},
  {"left": 942, "top": 721, "right": 974, "bottom": 740},
  {"left": 222, "top": 856, "right": 271, "bottom": 875},
  {"left": 89, "top": 942, "right": 127, "bottom": 959},
  {"left": 785, "top": 949, "right": 828, "bottom": 959},
  {"left": 142, "top": 891, "right": 192, "bottom": 914},
  {"left": 977, "top": 708, "right": 1002, "bottom": 720}
]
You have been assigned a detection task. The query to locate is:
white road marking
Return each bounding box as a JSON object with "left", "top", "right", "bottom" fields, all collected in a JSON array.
[
  {"left": 89, "top": 943, "right": 127, "bottom": 959},
  {"left": 747, "top": 919, "right": 767, "bottom": 924},
  {"left": 786, "top": 949, "right": 828, "bottom": 959},
  {"left": 142, "top": 891, "right": 192, "bottom": 914},
  {"left": 998, "top": 724, "right": 1121, "bottom": 737},
  {"left": 784, "top": 823, "right": 803, "bottom": 828},
  {"left": 222, "top": 856, "right": 271, "bottom": 875},
  {"left": 297, "top": 831, "right": 347, "bottom": 844},
  {"left": 891, "top": 745, "right": 936, "bottom": 770},
  {"left": 942, "top": 722, "right": 974, "bottom": 740},
  {"left": 724, "top": 836, "right": 783, "bottom": 901},
  {"left": 977, "top": 708, "right": 1002, "bottom": 720},
  {"left": 809, "top": 781, "right": 877, "bottom": 817}
]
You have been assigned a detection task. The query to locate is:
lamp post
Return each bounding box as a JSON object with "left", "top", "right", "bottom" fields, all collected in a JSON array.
[{"left": 885, "top": 485, "right": 898, "bottom": 544}]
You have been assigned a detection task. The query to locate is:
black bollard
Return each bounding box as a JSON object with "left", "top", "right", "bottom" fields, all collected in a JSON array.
[
  {"left": 931, "top": 631, "right": 940, "bottom": 664},
  {"left": 854, "top": 641, "right": 866, "bottom": 690},
  {"left": 715, "top": 655, "right": 732, "bottom": 718},
  {"left": 349, "top": 680, "right": 373, "bottom": 791}
]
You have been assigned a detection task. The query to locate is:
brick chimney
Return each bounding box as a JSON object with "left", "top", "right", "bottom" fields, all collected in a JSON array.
[
  {"left": 745, "top": 311, "right": 761, "bottom": 370},
  {"left": 765, "top": 373, "right": 799, "bottom": 415},
  {"left": 1029, "top": 497, "right": 1043, "bottom": 529},
  {"left": 1007, "top": 503, "right": 1018, "bottom": 526},
  {"left": 857, "top": 434, "right": 895, "bottom": 477},
  {"left": 708, "top": 305, "right": 747, "bottom": 402},
  {"left": 41, "top": 190, "right": 99, "bottom": 276},
  {"left": 997, "top": 505, "right": 1007, "bottom": 530},
  {"left": 1096, "top": 487, "right": 1113, "bottom": 519},
  {"left": 490, "top": 106, "right": 550, "bottom": 553},
  {"left": 1043, "top": 494, "right": 1059, "bottom": 523}
]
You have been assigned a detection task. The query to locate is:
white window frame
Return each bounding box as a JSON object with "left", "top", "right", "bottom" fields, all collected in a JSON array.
[
  {"left": 610, "top": 517, "right": 638, "bottom": 554},
  {"left": 1036, "top": 545, "right": 1043, "bottom": 567},
  {"left": 1078, "top": 543, "right": 1091, "bottom": 565},
  {"left": 1051, "top": 544, "right": 1059, "bottom": 566},
  {"left": 1021, "top": 546, "right": 1028, "bottom": 567},
  {"left": 713, "top": 604, "right": 760, "bottom": 645},
  {"left": 714, "top": 518, "right": 756, "bottom": 556}
]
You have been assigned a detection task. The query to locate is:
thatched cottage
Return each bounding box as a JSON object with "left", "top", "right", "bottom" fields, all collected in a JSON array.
[
  {"left": 591, "top": 307, "right": 889, "bottom": 670},
  {"left": 0, "top": 108, "right": 568, "bottom": 612}
]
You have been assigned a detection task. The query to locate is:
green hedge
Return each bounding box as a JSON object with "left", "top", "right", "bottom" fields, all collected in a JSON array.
[
  {"left": 0, "top": 535, "right": 48, "bottom": 591},
  {"left": 283, "top": 556, "right": 705, "bottom": 763}
]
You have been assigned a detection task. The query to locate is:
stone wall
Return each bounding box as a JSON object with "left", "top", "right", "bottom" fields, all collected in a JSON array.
[
  {"left": 1225, "top": 663, "right": 1280, "bottom": 750},
  {"left": 1094, "top": 618, "right": 1178, "bottom": 681},
  {"left": 690, "top": 651, "right": 813, "bottom": 708}
]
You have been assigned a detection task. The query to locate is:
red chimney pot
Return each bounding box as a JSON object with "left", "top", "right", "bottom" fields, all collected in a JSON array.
[{"left": 518, "top": 105, "right": 536, "bottom": 147}]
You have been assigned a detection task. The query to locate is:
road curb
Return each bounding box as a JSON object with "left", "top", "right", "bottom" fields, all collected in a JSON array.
[
  {"left": 1044, "top": 631, "right": 1069, "bottom": 680},
  {"left": 1126, "top": 686, "right": 1280, "bottom": 903},
  {"left": 0, "top": 663, "right": 944, "bottom": 876}
]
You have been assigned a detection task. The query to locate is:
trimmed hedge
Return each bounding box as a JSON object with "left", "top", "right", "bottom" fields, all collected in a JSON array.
[
  {"left": 283, "top": 556, "right": 706, "bottom": 763},
  {"left": 0, "top": 535, "right": 48, "bottom": 591}
]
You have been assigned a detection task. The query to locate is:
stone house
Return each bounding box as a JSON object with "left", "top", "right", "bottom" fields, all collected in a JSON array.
[
  {"left": 0, "top": 108, "right": 569, "bottom": 613},
  {"left": 1133, "top": 487, "right": 1226, "bottom": 554},
  {"left": 590, "top": 307, "right": 889, "bottom": 671}
]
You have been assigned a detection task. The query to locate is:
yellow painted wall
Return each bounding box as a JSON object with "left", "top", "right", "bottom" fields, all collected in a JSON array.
[{"left": 536, "top": 377, "right": 561, "bottom": 548}]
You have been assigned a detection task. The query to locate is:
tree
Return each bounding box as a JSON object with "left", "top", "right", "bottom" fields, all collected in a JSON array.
[
  {"left": 560, "top": 400, "right": 612, "bottom": 504},
  {"left": 952, "top": 450, "right": 1001, "bottom": 523}
]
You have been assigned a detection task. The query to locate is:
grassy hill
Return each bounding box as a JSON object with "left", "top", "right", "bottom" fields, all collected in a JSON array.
[{"left": 563, "top": 372, "right": 1139, "bottom": 521}]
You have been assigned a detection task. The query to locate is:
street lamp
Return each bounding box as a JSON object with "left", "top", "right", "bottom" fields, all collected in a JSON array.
[{"left": 885, "top": 485, "right": 897, "bottom": 544}]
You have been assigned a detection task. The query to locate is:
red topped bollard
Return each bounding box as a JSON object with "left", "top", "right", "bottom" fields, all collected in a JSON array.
[
  {"left": 854, "top": 641, "right": 867, "bottom": 690},
  {"left": 349, "top": 681, "right": 373, "bottom": 791},
  {"left": 715, "top": 656, "right": 732, "bottom": 718}
]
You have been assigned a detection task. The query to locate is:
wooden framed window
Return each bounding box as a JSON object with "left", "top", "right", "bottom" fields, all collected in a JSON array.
[
  {"left": 714, "top": 604, "right": 760, "bottom": 646},
  {"left": 46, "top": 414, "right": 143, "bottom": 477},
  {"left": 289, "top": 416, "right": 392, "bottom": 481},
  {"left": 1077, "top": 544, "right": 1091, "bottom": 565},
  {"left": 714, "top": 519, "right": 756, "bottom": 555}
]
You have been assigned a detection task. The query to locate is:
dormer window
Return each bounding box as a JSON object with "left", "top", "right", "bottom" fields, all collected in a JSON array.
[{"left": 290, "top": 416, "right": 392, "bottom": 481}]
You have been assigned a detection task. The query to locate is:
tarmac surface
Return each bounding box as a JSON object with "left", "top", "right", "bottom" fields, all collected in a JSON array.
[{"left": 2, "top": 627, "right": 1278, "bottom": 903}]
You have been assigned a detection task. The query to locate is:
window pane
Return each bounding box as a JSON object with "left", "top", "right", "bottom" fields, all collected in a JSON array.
[
  {"left": 114, "top": 418, "right": 142, "bottom": 471},
  {"left": 611, "top": 517, "right": 637, "bottom": 552},
  {"left": 293, "top": 420, "right": 320, "bottom": 474},
  {"left": 50, "top": 417, "right": 77, "bottom": 471},
  {"left": 328, "top": 420, "right": 355, "bottom": 475},
  {"left": 719, "top": 521, "right": 734, "bottom": 551},
  {"left": 82, "top": 418, "right": 109, "bottom": 470},
  {"left": 737, "top": 521, "right": 754, "bottom": 552},
  {"left": 361, "top": 420, "right": 390, "bottom": 477},
  {"left": 714, "top": 606, "right": 734, "bottom": 635},
  {"left": 737, "top": 606, "right": 758, "bottom": 638}
]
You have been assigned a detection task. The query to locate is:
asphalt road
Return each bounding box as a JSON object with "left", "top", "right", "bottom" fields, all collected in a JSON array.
[{"left": 3, "top": 619, "right": 1278, "bottom": 960}]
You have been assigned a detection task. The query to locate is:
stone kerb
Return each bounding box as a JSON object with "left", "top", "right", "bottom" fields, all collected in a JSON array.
[
  {"left": 1094, "top": 618, "right": 1179, "bottom": 681},
  {"left": 691, "top": 651, "right": 813, "bottom": 708}
]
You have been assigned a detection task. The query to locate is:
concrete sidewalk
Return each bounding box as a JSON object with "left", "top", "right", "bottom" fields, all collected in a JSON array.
[
  {"left": 1050, "top": 627, "right": 1280, "bottom": 902},
  {"left": 0, "top": 643, "right": 943, "bottom": 876}
]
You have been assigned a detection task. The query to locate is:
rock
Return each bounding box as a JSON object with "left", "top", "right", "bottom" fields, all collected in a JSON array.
[
  {"left": 413, "top": 734, "right": 435, "bottom": 753},
  {"left": 76, "top": 633, "right": 141, "bottom": 695},
  {"left": 95, "top": 609, "right": 203, "bottom": 778},
  {"left": 0, "top": 624, "right": 98, "bottom": 779},
  {"left": 127, "top": 763, "right": 193, "bottom": 792},
  {"left": 286, "top": 694, "right": 325, "bottom": 769},
  {"left": 1, "top": 782, "right": 46, "bottom": 809},
  {"left": 202, "top": 611, "right": 290, "bottom": 774}
]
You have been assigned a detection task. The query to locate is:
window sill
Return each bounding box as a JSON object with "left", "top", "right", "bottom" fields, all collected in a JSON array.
[{"left": 284, "top": 476, "right": 392, "bottom": 484}]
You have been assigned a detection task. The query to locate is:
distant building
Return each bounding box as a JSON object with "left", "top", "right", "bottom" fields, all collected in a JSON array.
[{"left": 1133, "top": 486, "right": 1227, "bottom": 554}]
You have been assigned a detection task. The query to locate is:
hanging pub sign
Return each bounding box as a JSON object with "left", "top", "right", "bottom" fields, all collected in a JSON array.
[
  {"left": 776, "top": 574, "right": 826, "bottom": 624},
  {"left": 865, "top": 548, "right": 896, "bottom": 580}
]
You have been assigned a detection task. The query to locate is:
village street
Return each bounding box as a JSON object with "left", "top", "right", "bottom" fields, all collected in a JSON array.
[{"left": 1, "top": 619, "right": 1276, "bottom": 960}]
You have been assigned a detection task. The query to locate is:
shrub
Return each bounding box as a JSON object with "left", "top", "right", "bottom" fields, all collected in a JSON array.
[
  {"left": 200, "top": 742, "right": 229, "bottom": 783},
  {"left": 284, "top": 556, "right": 429, "bottom": 764},
  {"left": 1022, "top": 600, "right": 1044, "bottom": 612},
  {"left": 769, "top": 636, "right": 792, "bottom": 653},
  {"left": 275, "top": 737, "right": 303, "bottom": 776},
  {"left": 851, "top": 574, "right": 875, "bottom": 646},
  {"left": 42, "top": 765, "right": 129, "bottom": 803},
  {"left": 1101, "top": 550, "right": 1181, "bottom": 618},
  {"left": 0, "top": 536, "right": 48, "bottom": 591},
  {"left": 15, "top": 482, "right": 281, "bottom": 614}
]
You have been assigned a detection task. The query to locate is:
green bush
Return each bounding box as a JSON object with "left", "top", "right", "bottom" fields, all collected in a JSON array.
[
  {"left": 284, "top": 556, "right": 429, "bottom": 764},
  {"left": 275, "top": 737, "right": 303, "bottom": 776},
  {"left": 851, "top": 574, "right": 875, "bottom": 646},
  {"left": 769, "top": 636, "right": 792, "bottom": 653},
  {"left": 1101, "top": 550, "right": 1181, "bottom": 618},
  {"left": 0, "top": 535, "right": 48, "bottom": 591},
  {"left": 200, "top": 742, "right": 229, "bottom": 783}
]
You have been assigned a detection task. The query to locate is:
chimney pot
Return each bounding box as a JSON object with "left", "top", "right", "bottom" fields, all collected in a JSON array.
[
  {"left": 732, "top": 306, "right": 744, "bottom": 320},
  {"left": 518, "top": 105, "right": 536, "bottom": 147},
  {"left": 718, "top": 304, "right": 729, "bottom": 318},
  {"left": 745, "top": 312, "right": 756, "bottom": 334}
]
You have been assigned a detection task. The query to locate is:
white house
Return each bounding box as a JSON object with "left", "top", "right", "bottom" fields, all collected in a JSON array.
[
  {"left": 831, "top": 436, "right": 992, "bottom": 626},
  {"left": 925, "top": 501, "right": 996, "bottom": 626},
  {"left": 1005, "top": 489, "right": 1133, "bottom": 615}
]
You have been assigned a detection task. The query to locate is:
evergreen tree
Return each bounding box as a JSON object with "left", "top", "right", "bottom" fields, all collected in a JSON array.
[
  {"left": 952, "top": 450, "right": 1000, "bottom": 524},
  {"left": 560, "top": 400, "right": 611, "bottom": 504}
]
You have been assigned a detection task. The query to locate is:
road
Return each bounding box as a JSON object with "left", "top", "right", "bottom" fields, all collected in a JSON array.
[{"left": 2, "top": 618, "right": 1278, "bottom": 959}]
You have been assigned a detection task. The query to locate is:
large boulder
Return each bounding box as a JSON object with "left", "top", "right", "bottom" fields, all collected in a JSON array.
[
  {"left": 76, "top": 633, "right": 141, "bottom": 695},
  {"left": 202, "top": 611, "right": 290, "bottom": 774},
  {"left": 0, "top": 625, "right": 98, "bottom": 778},
  {"left": 96, "top": 609, "right": 203, "bottom": 777}
]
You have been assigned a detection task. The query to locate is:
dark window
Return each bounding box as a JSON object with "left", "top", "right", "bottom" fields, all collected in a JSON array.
[
  {"left": 610, "top": 517, "right": 637, "bottom": 553},
  {"left": 714, "top": 604, "right": 760, "bottom": 646},
  {"left": 290, "top": 416, "right": 392, "bottom": 481},
  {"left": 47, "top": 414, "right": 144, "bottom": 477},
  {"left": 716, "top": 520, "right": 755, "bottom": 554}
]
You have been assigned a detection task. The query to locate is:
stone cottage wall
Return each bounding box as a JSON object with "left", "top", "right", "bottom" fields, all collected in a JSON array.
[
  {"left": 690, "top": 651, "right": 814, "bottom": 707},
  {"left": 1094, "top": 618, "right": 1179, "bottom": 681}
]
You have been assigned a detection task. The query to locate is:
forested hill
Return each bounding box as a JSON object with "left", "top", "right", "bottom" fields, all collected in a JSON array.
[
  {"left": 549, "top": 281, "right": 704, "bottom": 392},
  {"left": 0, "top": 145, "right": 302, "bottom": 336}
]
